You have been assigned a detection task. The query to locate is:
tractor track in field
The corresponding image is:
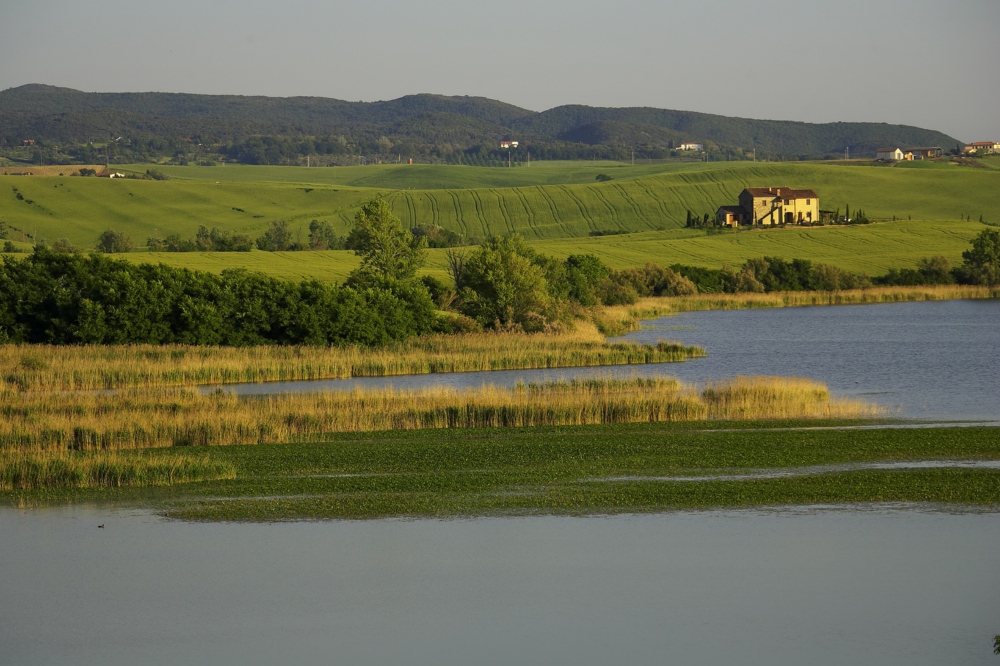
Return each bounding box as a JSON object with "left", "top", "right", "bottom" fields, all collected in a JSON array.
[
  {"left": 535, "top": 186, "right": 572, "bottom": 237},
  {"left": 591, "top": 185, "right": 627, "bottom": 232},
  {"left": 489, "top": 189, "right": 516, "bottom": 235},
  {"left": 610, "top": 182, "right": 646, "bottom": 225},
  {"left": 511, "top": 187, "right": 541, "bottom": 237},
  {"left": 468, "top": 189, "right": 492, "bottom": 237},
  {"left": 447, "top": 191, "right": 471, "bottom": 236},
  {"left": 635, "top": 180, "right": 674, "bottom": 227},
  {"left": 557, "top": 185, "right": 597, "bottom": 233}
]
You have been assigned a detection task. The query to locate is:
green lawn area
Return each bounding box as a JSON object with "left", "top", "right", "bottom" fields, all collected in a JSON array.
[
  {"left": 3, "top": 161, "right": 998, "bottom": 249},
  {"left": 101, "top": 218, "right": 985, "bottom": 282}
]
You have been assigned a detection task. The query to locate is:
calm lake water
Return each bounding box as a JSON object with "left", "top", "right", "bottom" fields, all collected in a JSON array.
[
  {"left": 6, "top": 300, "right": 999, "bottom": 664},
  {"left": 213, "top": 299, "right": 1000, "bottom": 421},
  {"left": 2, "top": 505, "right": 999, "bottom": 666}
]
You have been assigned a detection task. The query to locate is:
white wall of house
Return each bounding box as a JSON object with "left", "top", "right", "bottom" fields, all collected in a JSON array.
[{"left": 876, "top": 148, "right": 903, "bottom": 161}]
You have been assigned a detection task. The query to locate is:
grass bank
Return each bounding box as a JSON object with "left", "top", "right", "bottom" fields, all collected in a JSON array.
[
  {"left": 6, "top": 422, "right": 996, "bottom": 519},
  {"left": 0, "top": 377, "right": 881, "bottom": 451},
  {"left": 593, "top": 285, "right": 1000, "bottom": 335},
  {"left": 0, "top": 323, "right": 700, "bottom": 391}
]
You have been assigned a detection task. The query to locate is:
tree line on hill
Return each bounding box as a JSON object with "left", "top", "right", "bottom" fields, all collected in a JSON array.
[{"left": 0, "top": 85, "right": 960, "bottom": 166}]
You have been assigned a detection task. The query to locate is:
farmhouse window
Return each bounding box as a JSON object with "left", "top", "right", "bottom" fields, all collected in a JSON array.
[{"left": 806, "top": 199, "right": 810, "bottom": 204}]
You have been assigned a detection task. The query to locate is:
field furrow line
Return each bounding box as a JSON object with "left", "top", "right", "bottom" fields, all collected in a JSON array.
[
  {"left": 590, "top": 186, "right": 626, "bottom": 231},
  {"left": 611, "top": 182, "right": 650, "bottom": 228},
  {"left": 448, "top": 191, "right": 470, "bottom": 236},
  {"left": 535, "top": 186, "right": 570, "bottom": 237},
  {"left": 469, "top": 189, "right": 492, "bottom": 237},
  {"left": 557, "top": 185, "right": 597, "bottom": 232},
  {"left": 635, "top": 180, "right": 673, "bottom": 224},
  {"left": 511, "top": 187, "right": 540, "bottom": 236},
  {"left": 489, "top": 189, "right": 516, "bottom": 235},
  {"left": 428, "top": 192, "right": 441, "bottom": 227}
]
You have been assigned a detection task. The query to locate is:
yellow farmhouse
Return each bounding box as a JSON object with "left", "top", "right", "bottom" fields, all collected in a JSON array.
[{"left": 716, "top": 187, "right": 819, "bottom": 227}]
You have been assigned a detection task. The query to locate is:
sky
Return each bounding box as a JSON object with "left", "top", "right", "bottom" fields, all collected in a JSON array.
[{"left": 1, "top": 0, "right": 997, "bottom": 141}]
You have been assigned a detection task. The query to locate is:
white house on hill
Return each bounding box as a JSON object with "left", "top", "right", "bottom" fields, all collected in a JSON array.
[{"left": 876, "top": 147, "right": 904, "bottom": 161}]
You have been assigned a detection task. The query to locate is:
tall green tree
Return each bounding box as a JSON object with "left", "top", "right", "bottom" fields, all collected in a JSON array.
[
  {"left": 454, "top": 235, "right": 550, "bottom": 330},
  {"left": 960, "top": 227, "right": 1000, "bottom": 285},
  {"left": 346, "top": 198, "right": 426, "bottom": 281}
]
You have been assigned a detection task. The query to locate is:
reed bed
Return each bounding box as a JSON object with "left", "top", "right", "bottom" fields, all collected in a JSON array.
[
  {"left": 597, "top": 285, "right": 1000, "bottom": 335},
  {"left": 0, "top": 450, "right": 235, "bottom": 490},
  {"left": 0, "top": 322, "right": 701, "bottom": 392},
  {"left": 0, "top": 377, "right": 883, "bottom": 452}
]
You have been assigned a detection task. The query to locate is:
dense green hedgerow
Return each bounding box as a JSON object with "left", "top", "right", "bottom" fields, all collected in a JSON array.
[{"left": 0, "top": 248, "right": 439, "bottom": 345}]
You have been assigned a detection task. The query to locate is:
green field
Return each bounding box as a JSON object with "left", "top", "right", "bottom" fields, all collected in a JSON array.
[
  {"left": 8, "top": 422, "right": 999, "bottom": 521},
  {"left": 139, "top": 160, "right": 721, "bottom": 189},
  {"left": 2, "top": 160, "right": 997, "bottom": 279},
  {"left": 99, "top": 218, "right": 985, "bottom": 282}
]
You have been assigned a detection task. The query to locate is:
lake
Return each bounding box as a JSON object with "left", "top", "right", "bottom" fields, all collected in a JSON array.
[
  {"left": 5, "top": 299, "right": 999, "bottom": 664},
  {"left": 212, "top": 299, "right": 1000, "bottom": 421},
  {"left": 2, "top": 505, "right": 999, "bottom": 666}
]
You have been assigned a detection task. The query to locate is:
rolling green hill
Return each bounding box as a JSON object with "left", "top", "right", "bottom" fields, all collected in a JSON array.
[{"left": 2, "top": 162, "right": 998, "bottom": 249}]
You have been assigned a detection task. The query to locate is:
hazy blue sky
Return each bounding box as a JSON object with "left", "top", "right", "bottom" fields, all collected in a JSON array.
[{"left": 1, "top": 0, "right": 997, "bottom": 141}]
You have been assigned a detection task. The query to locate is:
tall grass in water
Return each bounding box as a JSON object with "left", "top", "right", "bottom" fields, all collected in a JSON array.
[
  {"left": 596, "top": 285, "right": 1000, "bottom": 335},
  {"left": 0, "top": 450, "right": 235, "bottom": 490},
  {"left": 0, "top": 377, "right": 883, "bottom": 451},
  {"left": 0, "top": 322, "right": 701, "bottom": 391}
]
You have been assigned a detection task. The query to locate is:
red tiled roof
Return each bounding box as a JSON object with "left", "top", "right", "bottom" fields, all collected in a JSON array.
[{"left": 743, "top": 187, "right": 817, "bottom": 200}]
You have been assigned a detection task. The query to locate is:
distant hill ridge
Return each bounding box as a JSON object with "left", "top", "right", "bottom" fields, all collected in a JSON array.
[{"left": 0, "top": 84, "right": 959, "bottom": 159}]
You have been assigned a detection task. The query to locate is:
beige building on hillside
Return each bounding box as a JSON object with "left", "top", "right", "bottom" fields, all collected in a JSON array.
[{"left": 716, "top": 187, "right": 819, "bottom": 227}]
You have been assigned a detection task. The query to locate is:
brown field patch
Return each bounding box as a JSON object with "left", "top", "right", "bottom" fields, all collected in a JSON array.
[{"left": 0, "top": 164, "right": 107, "bottom": 177}]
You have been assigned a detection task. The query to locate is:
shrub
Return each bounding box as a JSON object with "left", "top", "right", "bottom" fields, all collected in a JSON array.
[{"left": 96, "top": 229, "right": 135, "bottom": 253}]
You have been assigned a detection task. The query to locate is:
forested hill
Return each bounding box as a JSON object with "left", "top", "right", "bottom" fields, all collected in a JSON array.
[{"left": 0, "top": 84, "right": 959, "bottom": 162}]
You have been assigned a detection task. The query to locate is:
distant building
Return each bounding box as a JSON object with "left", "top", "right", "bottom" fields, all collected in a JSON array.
[
  {"left": 908, "top": 146, "right": 943, "bottom": 159},
  {"left": 97, "top": 171, "right": 126, "bottom": 178},
  {"left": 22, "top": 139, "right": 35, "bottom": 146},
  {"left": 716, "top": 187, "right": 819, "bottom": 227},
  {"left": 500, "top": 141, "right": 519, "bottom": 149},
  {"left": 964, "top": 141, "right": 1000, "bottom": 155},
  {"left": 716, "top": 205, "right": 744, "bottom": 227},
  {"left": 679, "top": 142, "right": 704, "bottom": 152},
  {"left": 876, "top": 147, "right": 904, "bottom": 161}
]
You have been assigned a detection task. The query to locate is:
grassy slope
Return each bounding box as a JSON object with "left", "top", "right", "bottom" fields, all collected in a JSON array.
[
  {"left": 104, "top": 218, "right": 985, "bottom": 281},
  {"left": 3, "top": 161, "right": 998, "bottom": 249},
  {"left": 7, "top": 423, "right": 999, "bottom": 520},
  {"left": 140, "top": 160, "right": 718, "bottom": 188}
]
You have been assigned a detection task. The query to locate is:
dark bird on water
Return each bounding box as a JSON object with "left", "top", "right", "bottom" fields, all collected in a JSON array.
[{"left": 98, "top": 524, "right": 105, "bottom": 529}]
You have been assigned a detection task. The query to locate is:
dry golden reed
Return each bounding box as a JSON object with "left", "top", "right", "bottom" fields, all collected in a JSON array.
[
  {"left": 0, "top": 376, "right": 883, "bottom": 452},
  {"left": 596, "top": 285, "right": 1000, "bottom": 335},
  {"left": 0, "top": 450, "right": 235, "bottom": 490},
  {"left": 0, "top": 322, "right": 700, "bottom": 391}
]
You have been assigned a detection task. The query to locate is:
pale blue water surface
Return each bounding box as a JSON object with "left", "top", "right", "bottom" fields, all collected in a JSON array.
[
  {"left": 210, "top": 300, "right": 1000, "bottom": 421},
  {"left": 2, "top": 506, "right": 999, "bottom": 666},
  {"left": 5, "top": 300, "right": 1000, "bottom": 665}
]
